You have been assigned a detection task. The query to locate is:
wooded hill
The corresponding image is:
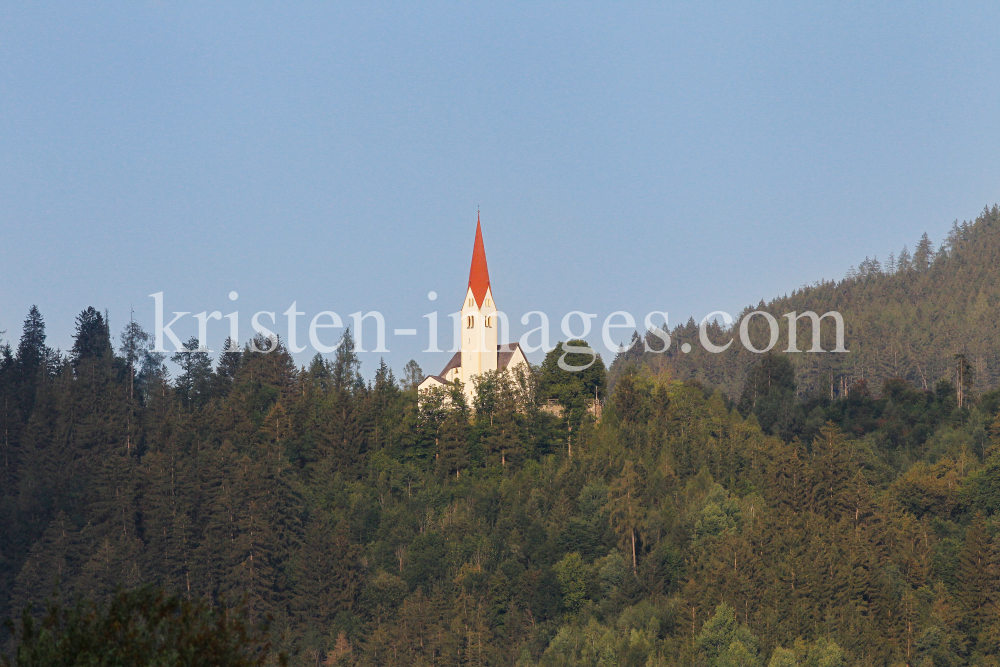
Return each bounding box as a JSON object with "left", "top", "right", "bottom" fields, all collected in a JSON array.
[
  {"left": 611, "top": 204, "right": 1000, "bottom": 401},
  {"left": 1, "top": 207, "right": 1000, "bottom": 665}
]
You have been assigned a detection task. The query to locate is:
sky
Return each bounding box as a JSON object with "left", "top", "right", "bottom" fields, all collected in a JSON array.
[{"left": 2, "top": 2, "right": 999, "bottom": 378}]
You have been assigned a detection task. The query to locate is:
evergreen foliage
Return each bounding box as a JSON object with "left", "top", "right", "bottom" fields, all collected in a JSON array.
[
  {"left": 610, "top": 205, "right": 1000, "bottom": 400},
  {"left": 2, "top": 586, "right": 283, "bottom": 666},
  {"left": 4, "top": 212, "right": 1000, "bottom": 665}
]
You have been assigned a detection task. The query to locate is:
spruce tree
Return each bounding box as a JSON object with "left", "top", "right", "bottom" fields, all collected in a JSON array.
[
  {"left": 913, "top": 232, "right": 935, "bottom": 271},
  {"left": 956, "top": 513, "right": 996, "bottom": 638},
  {"left": 9, "top": 510, "right": 78, "bottom": 615},
  {"left": 70, "top": 307, "right": 112, "bottom": 365},
  {"left": 15, "top": 305, "right": 49, "bottom": 420},
  {"left": 436, "top": 401, "right": 470, "bottom": 479},
  {"left": 607, "top": 460, "right": 645, "bottom": 574},
  {"left": 171, "top": 337, "right": 214, "bottom": 410},
  {"left": 212, "top": 338, "right": 242, "bottom": 398},
  {"left": 738, "top": 352, "right": 797, "bottom": 438},
  {"left": 290, "top": 514, "right": 360, "bottom": 633},
  {"left": 483, "top": 372, "right": 521, "bottom": 468},
  {"left": 897, "top": 244, "right": 912, "bottom": 270}
]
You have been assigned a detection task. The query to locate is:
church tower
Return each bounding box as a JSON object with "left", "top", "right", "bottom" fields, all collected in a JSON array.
[
  {"left": 418, "top": 213, "right": 529, "bottom": 403},
  {"left": 460, "top": 214, "right": 498, "bottom": 398}
]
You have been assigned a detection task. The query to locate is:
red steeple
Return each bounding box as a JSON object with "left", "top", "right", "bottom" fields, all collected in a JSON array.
[{"left": 468, "top": 212, "right": 491, "bottom": 307}]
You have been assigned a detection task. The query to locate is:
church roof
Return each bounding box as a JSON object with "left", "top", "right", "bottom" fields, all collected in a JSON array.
[
  {"left": 439, "top": 351, "right": 462, "bottom": 377},
  {"left": 498, "top": 343, "right": 523, "bottom": 370},
  {"left": 468, "top": 213, "right": 491, "bottom": 307},
  {"left": 432, "top": 343, "right": 524, "bottom": 377}
]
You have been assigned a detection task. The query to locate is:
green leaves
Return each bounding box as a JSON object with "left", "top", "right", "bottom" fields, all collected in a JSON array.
[
  {"left": 695, "top": 603, "right": 761, "bottom": 667},
  {"left": 553, "top": 553, "right": 587, "bottom": 615}
]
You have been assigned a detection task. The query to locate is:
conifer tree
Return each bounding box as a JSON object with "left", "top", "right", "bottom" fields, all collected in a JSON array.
[
  {"left": 323, "top": 330, "right": 366, "bottom": 475},
  {"left": 212, "top": 338, "right": 242, "bottom": 398},
  {"left": 70, "top": 307, "right": 112, "bottom": 365},
  {"left": 332, "top": 328, "right": 362, "bottom": 395},
  {"left": 913, "top": 232, "right": 935, "bottom": 271},
  {"left": 808, "top": 425, "right": 854, "bottom": 521},
  {"left": 539, "top": 341, "right": 606, "bottom": 454},
  {"left": 738, "top": 353, "right": 797, "bottom": 439},
  {"left": 436, "top": 394, "right": 470, "bottom": 479},
  {"left": 482, "top": 372, "right": 521, "bottom": 468},
  {"left": 15, "top": 306, "right": 49, "bottom": 419},
  {"left": 608, "top": 366, "right": 650, "bottom": 454},
  {"left": 9, "top": 511, "right": 78, "bottom": 616},
  {"left": 0, "top": 340, "right": 16, "bottom": 612},
  {"left": 956, "top": 512, "right": 996, "bottom": 638},
  {"left": 608, "top": 460, "right": 645, "bottom": 574},
  {"left": 118, "top": 317, "right": 149, "bottom": 399},
  {"left": 172, "top": 337, "right": 214, "bottom": 411},
  {"left": 14, "top": 360, "right": 64, "bottom": 539},
  {"left": 291, "top": 515, "right": 360, "bottom": 633},
  {"left": 897, "top": 244, "right": 912, "bottom": 271},
  {"left": 140, "top": 433, "right": 198, "bottom": 597},
  {"left": 370, "top": 358, "right": 402, "bottom": 453},
  {"left": 885, "top": 252, "right": 896, "bottom": 274},
  {"left": 954, "top": 353, "right": 974, "bottom": 409},
  {"left": 200, "top": 442, "right": 302, "bottom": 621},
  {"left": 407, "top": 385, "right": 448, "bottom": 466}
]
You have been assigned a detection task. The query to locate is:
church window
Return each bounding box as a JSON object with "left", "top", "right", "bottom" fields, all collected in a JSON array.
[
  {"left": 466, "top": 316, "right": 474, "bottom": 328},
  {"left": 486, "top": 316, "right": 493, "bottom": 328}
]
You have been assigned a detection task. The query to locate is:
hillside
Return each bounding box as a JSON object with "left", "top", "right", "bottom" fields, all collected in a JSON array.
[
  {"left": 610, "top": 204, "right": 1000, "bottom": 401},
  {"left": 2, "top": 210, "right": 1000, "bottom": 665}
]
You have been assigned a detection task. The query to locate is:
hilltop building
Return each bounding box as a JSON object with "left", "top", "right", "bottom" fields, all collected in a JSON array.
[{"left": 419, "top": 215, "right": 528, "bottom": 403}]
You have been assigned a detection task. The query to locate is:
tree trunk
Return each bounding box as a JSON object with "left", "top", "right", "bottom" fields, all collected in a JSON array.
[{"left": 631, "top": 529, "right": 637, "bottom": 574}]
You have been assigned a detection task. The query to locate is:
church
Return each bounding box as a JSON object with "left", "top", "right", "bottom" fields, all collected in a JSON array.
[{"left": 418, "top": 215, "right": 529, "bottom": 403}]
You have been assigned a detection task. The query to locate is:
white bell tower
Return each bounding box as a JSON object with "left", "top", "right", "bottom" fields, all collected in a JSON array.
[{"left": 459, "top": 214, "right": 498, "bottom": 402}]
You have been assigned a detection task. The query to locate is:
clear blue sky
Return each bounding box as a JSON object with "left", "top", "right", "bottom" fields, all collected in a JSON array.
[{"left": 2, "top": 3, "right": 999, "bottom": 377}]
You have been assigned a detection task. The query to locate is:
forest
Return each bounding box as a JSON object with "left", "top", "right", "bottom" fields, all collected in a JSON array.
[
  {"left": 613, "top": 205, "right": 1000, "bottom": 400},
  {"left": 2, "top": 209, "right": 1000, "bottom": 666}
]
